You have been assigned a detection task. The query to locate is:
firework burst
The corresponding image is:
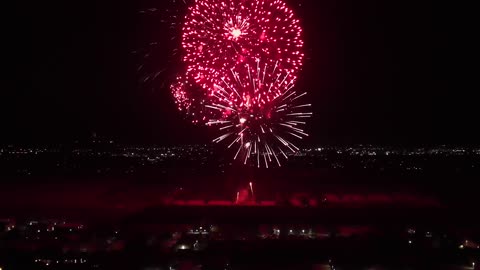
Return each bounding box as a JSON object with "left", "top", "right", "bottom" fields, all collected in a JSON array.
[
  {"left": 205, "top": 58, "right": 312, "bottom": 168},
  {"left": 182, "top": 0, "right": 304, "bottom": 85}
]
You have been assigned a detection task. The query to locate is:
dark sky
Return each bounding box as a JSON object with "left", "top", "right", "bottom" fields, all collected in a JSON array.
[{"left": 4, "top": 0, "right": 476, "bottom": 145}]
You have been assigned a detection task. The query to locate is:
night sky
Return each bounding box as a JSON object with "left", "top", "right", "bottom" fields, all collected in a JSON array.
[{"left": 5, "top": 0, "right": 476, "bottom": 145}]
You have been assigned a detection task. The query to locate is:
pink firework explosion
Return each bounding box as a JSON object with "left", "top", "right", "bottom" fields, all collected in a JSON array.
[
  {"left": 204, "top": 58, "right": 312, "bottom": 168},
  {"left": 182, "top": 0, "right": 304, "bottom": 85}
]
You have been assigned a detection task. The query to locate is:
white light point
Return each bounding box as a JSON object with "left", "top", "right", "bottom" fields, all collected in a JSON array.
[{"left": 231, "top": 29, "right": 242, "bottom": 38}]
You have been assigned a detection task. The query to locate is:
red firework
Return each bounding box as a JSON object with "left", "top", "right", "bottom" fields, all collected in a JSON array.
[{"left": 182, "top": 0, "right": 304, "bottom": 85}]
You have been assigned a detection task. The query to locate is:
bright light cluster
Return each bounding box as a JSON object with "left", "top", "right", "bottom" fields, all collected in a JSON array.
[{"left": 171, "top": 0, "right": 310, "bottom": 168}]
